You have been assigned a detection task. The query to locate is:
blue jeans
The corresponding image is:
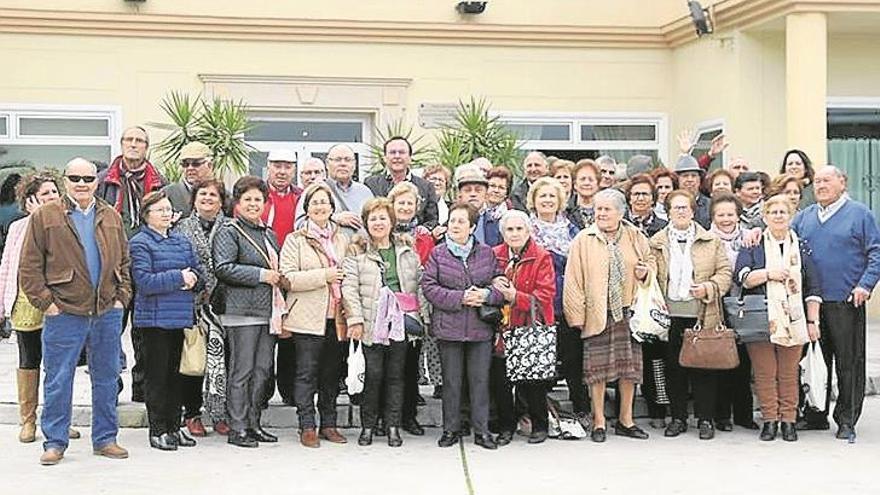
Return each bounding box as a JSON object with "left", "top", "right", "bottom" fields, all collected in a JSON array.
[{"left": 41, "top": 308, "right": 124, "bottom": 452}]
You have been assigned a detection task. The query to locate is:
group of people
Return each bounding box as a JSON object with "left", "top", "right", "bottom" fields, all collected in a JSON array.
[{"left": 1, "top": 126, "right": 877, "bottom": 466}]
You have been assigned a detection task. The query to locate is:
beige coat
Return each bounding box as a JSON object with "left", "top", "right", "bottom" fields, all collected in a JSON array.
[
  {"left": 649, "top": 224, "right": 732, "bottom": 331},
  {"left": 280, "top": 225, "right": 349, "bottom": 336},
  {"left": 341, "top": 234, "right": 427, "bottom": 346},
  {"left": 563, "top": 222, "right": 653, "bottom": 338}
]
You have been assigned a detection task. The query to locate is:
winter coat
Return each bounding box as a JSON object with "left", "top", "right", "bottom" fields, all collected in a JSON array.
[
  {"left": 130, "top": 227, "right": 204, "bottom": 329},
  {"left": 0, "top": 215, "right": 29, "bottom": 318},
  {"left": 421, "top": 239, "right": 504, "bottom": 342},
  {"left": 174, "top": 211, "right": 228, "bottom": 305},
  {"left": 279, "top": 224, "right": 349, "bottom": 336},
  {"left": 212, "top": 217, "right": 280, "bottom": 318},
  {"left": 649, "top": 223, "right": 732, "bottom": 331},
  {"left": 492, "top": 240, "right": 556, "bottom": 327},
  {"left": 341, "top": 234, "right": 427, "bottom": 346}
]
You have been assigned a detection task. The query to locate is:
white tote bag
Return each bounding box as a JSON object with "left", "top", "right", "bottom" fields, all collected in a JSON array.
[
  {"left": 629, "top": 274, "right": 671, "bottom": 343},
  {"left": 800, "top": 341, "right": 828, "bottom": 409},
  {"left": 346, "top": 340, "right": 365, "bottom": 395}
]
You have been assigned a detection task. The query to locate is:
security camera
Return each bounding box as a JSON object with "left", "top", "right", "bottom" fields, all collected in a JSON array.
[
  {"left": 456, "top": 2, "right": 487, "bottom": 15},
  {"left": 687, "top": 1, "right": 714, "bottom": 36}
]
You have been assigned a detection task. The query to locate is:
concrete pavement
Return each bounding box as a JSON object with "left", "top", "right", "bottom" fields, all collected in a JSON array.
[{"left": 1, "top": 397, "right": 878, "bottom": 495}]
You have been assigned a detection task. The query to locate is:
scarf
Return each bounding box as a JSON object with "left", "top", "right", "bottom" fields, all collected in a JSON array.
[
  {"left": 654, "top": 202, "right": 668, "bottom": 221},
  {"left": 308, "top": 220, "right": 342, "bottom": 305},
  {"left": 741, "top": 201, "right": 764, "bottom": 228},
  {"left": 667, "top": 224, "right": 696, "bottom": 301},
  {"left": 606, "top": 228, "right": 625, "bottom": 323},
  {"left": 710, "top": 223, "right": 743, "bottom": 268},
  {"left": 630, "top": 212, "right": 657, "bottom": 237},
  {"left": 445, "top": 235, "right": 474, "bottom": 262},
  {"left": 530, "top": 214, "right": 573, "bottom": 257},
  {"left": 764, "top": 229, "right": 808, "bottom": 346},
  {"left": 198, "top": 215, "right": 217, "bottom": 236},
  {"left": 121, "top": 168, "right": 147, "bottom": 229},
  {"left": 486, "top": 201, "right": 509, "bottom": 221},
  {"left": 106, "top": 156, "right": 162, "bottom": 229},
  {"left": 578, "top": 205, "right": 595, "bottom": 227},
  {"left": 394, "top": 218, "right": 419, "bottom": 235}
]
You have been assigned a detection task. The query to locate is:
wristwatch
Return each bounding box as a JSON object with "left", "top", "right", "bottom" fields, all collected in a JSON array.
[{"left": 807, "top": 320, "right": 818, "bottom": 325}]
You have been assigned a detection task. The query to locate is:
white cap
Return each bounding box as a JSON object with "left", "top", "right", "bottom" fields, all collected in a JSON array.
[{"left": 267, "top": 149, "right": 297, "bottom": 163}]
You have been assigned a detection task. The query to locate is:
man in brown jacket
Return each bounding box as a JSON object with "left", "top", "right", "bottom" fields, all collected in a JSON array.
[{"left": 20, "top": 157, "right": 132, "bottom": 466}]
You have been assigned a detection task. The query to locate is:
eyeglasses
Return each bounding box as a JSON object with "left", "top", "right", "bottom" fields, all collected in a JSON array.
[
  {"left": 386, "top": 150, "right": 409, "bottom": 156},
  {"left": 309, "top": 199, "right": 332, "bottom": 206},
  {"left": 66, "top": 175, "right": 97, "bottom": 184},
  {"left": 121, "top": 136, "right": 148, "bottom": 145},
  {"left": 181, "top": 159, "right": 207, "bottom": 168}
]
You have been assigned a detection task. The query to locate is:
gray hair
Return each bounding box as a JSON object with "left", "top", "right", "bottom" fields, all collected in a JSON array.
[
  {"left": 499, "top": 209, "right": 531, "bottom": 231},
  {"left": 818, "top": 164, "right": 847, "bottom": 181},
  {"left": 596, "top": 155, "right": 616, "bottom": 168},
  {"left": 65, "top": 157, "right": 97, "bottom": 174},
  {"left": 524, "top": 150, "right": 547, "bottom": 163},
  {"left": 594, "top": 188, "right": 627, "bottom": 214}
]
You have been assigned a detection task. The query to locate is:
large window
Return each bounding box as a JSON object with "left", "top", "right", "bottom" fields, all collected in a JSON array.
[
  {"left": 0, "top": 105, "right": 121, "bottom": 169},
  {"left": 502, "top": 113, "right": 668, "bottom": 166},
  {"left": 827, "top": 101, "right": 880, "bottom": 215}
]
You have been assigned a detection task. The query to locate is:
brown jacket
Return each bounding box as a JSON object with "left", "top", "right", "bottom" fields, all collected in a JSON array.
[
  {"left": 649, "top": 224, "right": 732, "bottom": 331},
  {"left": 563, "top": 222, "right": 653, "bottom": 338},
  {"left": 20, "top": 196, "right": 132, "bottom": 317}
]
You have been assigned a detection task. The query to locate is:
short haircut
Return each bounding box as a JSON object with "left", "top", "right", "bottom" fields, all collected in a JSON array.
[
  {"left": 387, "top": 181, "right": 422, "bottom": 210},
  {"left": 485, "top": 166, "right": 513, "bottom": 193},
  {"left": 595, "top": 155, "right": 616, "bottom": 169},
  {"left": 779, "top": 149, "right": 814, "bottom": 182},
  {"left": 625, "top": 173, "right": 657, "bottom": 202},
  {"left": 767, "top": 173, "right": 802, "bottom": 197},
  {"left": 17, "top": 171, "right": 61, "bottom": 212},
  {"left": 449, "top": 202, "right": 479, "bottom": 226},
  {"left": 361, "top": 196, "right": 396, "bottom": 228},
  {"left": 733, "top": 171, "right": 762, "bottom": 191},
  {"left": 301, "top": 182, "right": 336, "bottom": 215},
  {"left": 233, "top": 175, "right": 269, "bottom": 203},
  {"left": 664, "top": 189, "right": 696, "bottom": 214},
  {"left": 189, "top": 178, "right": 228, "bottom": 213},
  {"left": 499, "top": 209, "right": 531, "bottom": 231},
  {"left": 526, "top": 176, "right": 566, "bottom": 213},
  {"left": 650, "top": 167, "right": 679, "bottom": 190},
  {"left": 422, "top": 164, "right": 452, "bottom": 184},
  {"left": 594, "top": 188, "right": 627, "bottom": 214},
  {"left": 709, "top": 191, "right": 743, "bottom": 219},
  {"left": 140, "top": 190, "right": 169, "bottom": 223},
  {"left": 763, "top": 194, "right": 793, "bottom": 216},
  {"left": 704, "top": 168, "right": 734, "bottom": 194},
  {"left": 572, "top": 159, "right": 599, "bottom": 181},
  {"left": 383, "top": 136, "right": 412, "bottom": 155},
  {"left": 121, "top": 125, "right": 150, "bottom": 145},
  {"left": 550, "top": 159, "right": 575, "bottom": 177}
]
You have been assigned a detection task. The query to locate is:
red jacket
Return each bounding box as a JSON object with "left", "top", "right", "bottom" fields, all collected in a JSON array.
[{"left": 493, "top": 240, "right": 555, "bottom": 328}]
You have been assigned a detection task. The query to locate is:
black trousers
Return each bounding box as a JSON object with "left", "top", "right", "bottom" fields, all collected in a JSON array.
[
  {"left": 125, "top": 299, "right": 146, "bottom": 397},
  {"left": 490, "top": 356, "right": 549, "bottom": 433},
  {"left": 180, "top": 375, "right": 204, "bottom": 420},
  {"left": 141, "top": 327, "right": 184, "bottom": 436},
  {"left": 16, "top": 329, "right": 42, "bottom": 369},
  {"left": 293, "top": 320, "right": 340, "bottom": 429},
  {"left": 715, "top": 344, "right": 754, "bottom": 425},
  {"left": 276, "top": 337, "right": 297, "bottom": 404},
  {"left": 439, "top": 340, "right": 491, "bottom": 435},
  {"left": 820, "top": 302, "right": 866, "bottom": 427},
  {"left": 557, "top": 320, "right": 589, "bottom": 415},
  {"left": 362, "top": 340, "right": 407, "bottom": 428},
  {"left": 402, "top": 339, "right": 422, "bottom": 423},
  {"left": 666, "top": 317, "right": 719, "bottom": 421},
  {"left": 641, "top": 340, "right": 669, "bottom": 419}
]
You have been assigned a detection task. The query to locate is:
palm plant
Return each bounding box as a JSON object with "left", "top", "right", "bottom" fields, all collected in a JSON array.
[
  {"left": 366, "top": 117, "right": 434, "bottom": 175},
  {"left": 150, "top": 91, "right": 256, "bottom": 181}
]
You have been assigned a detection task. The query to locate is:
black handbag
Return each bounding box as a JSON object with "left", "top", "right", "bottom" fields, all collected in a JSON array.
[
  {"left": 722, "top": 293, "right": 771, "bottom": 343},
  {"left": 478, "top": 304, "right": 503, "bottom": 325}
]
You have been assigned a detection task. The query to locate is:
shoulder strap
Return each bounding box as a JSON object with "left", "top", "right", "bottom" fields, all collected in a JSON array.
[
  {"left": 229, "top": 220, "right": 272, "bottom": 268},
  {"left": 326, "top": 180, "right": 352, "bottom": 213}
]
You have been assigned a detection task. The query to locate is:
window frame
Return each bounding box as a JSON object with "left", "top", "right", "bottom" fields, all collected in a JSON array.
[
  {"left": 0, "top": 104, "right": 122, "bottom": 161},
  {"left": 692, "top": 118, "right": 725, "bottom": 168}
]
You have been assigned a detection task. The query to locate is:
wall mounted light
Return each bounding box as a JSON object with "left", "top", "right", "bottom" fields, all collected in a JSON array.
[
  {"left": 456, "top": 2, "right": 487, "bottom": 15},
  {"left": 687, "top": 1, "right": 714, "bottom": 37}
]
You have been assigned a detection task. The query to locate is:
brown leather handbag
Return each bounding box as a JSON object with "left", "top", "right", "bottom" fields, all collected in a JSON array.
[{"left": 679, "top": 282, "right": 740, "bottom": 370}]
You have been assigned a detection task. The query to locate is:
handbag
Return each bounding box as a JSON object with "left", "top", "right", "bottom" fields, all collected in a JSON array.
[
  {"left": 679, "top": 282, "right": 740, "bottom": 370},
  {"left": 478, "top": 304, "right": 504, "bottom": 325},
  {"left": 345, "top": 340, "right": 365, "bottom": 395},
  {"left": 179, "top": 313, "right": 208, "bottom": 376},
  {"left": 722, "top": 293, "right": 771, "bottom": 343},
  {"left": 800, "top": 341, "right": 828, "bottom": 410},
  {"left": 629, "top": 273, "right": 670, "bottom": 343},
  {"left": 503, "top": 296, "right": 557, "bottom": 381}
]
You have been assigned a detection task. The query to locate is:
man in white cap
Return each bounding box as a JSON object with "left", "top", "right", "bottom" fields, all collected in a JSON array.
[
  {"left": 163, "top": 141, "right": 214, "bottom": 218},
  {"left": 261, "top": 149, "right": 302, "bottom": 247}
]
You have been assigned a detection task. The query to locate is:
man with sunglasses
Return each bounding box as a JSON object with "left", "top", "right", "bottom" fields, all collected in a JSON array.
[
  {"left": 163, "top": 141, "right": 214, "bottom": 218},
  {"left": 97, "top": 126, "right": 166, "bottom": 403},
  {"left": 20, "top": 158, "right": 132, "bottom": 465}
]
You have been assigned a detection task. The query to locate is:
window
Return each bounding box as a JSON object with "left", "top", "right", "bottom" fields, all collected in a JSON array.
[
  {"left": 826, "top": 103, "right": 880, "bottom": 215},
  {"left": 501, "top": 113, "right": 667, "bottom": 167},
  {"left": 0, "top": 106, "right": 120, "bottom": 169},
  {"left": 691, "top": 120, "right": 725, "bottom": 170}
]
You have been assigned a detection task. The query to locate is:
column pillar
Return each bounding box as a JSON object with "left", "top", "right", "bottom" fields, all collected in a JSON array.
[{"left": 786, "top": 12, "right": 827, "bottom": 166}]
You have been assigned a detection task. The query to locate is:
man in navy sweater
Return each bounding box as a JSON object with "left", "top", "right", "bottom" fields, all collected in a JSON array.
[{"left": 791, "top": 165, "right": 880, "bottom": 440}]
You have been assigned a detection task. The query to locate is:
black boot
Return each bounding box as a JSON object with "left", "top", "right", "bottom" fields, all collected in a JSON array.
[
  {"left": 698, "top": 420, "right": 715, "bottom": 440},
  {"left": 760, "top": 421, "right": 778, "bottom": 441},
  {"left": 387, "top": 426, "right": 403, "bottom": 447},
  {"left": 228, "top": 430, "right": 258, "bottom": 448},
  {"left": 438, "top": 431, "right": 460, "bottom": 447},
  {"left": 174, "top": 430, "right": 196, "bottom": 447},
  {"left": 780, "top": 422, "right": 798, "bottom": 442},
  {"left": 150, "top": 433, "right": 178, "bottom": 451},
  {"left": 358, "top": 428, "right": 373, "bottom": 446},
  {"left": 474, "top": 433, "right": 497, "bottom": 450}
]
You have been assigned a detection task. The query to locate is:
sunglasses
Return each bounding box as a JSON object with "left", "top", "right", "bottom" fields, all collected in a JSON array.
[
  {"left": 181, "top": 159, "right": 207, "bottom": 168},
  {"left": 66, "top": 175, "right": 97, "bottom": 184}
]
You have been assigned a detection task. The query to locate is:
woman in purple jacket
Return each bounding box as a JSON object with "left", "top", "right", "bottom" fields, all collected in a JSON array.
[{"left": 422, "top": 203, "right": 504, "bottom": 450}]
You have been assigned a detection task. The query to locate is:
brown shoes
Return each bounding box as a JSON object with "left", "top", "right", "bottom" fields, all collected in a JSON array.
[
  {"left": 300, "top": 428, "right": 320, "bottom": 448},
  {"left": 186, "top": 417, "right": 208, "bottom": 437},
  {"left": 93, "top": 443, "right": 129, "bottom": 459},
  {"left": 69, "top": 428, "right": 82, "bottom": 440},
  {"left": 319, "top": 427, "right": 348, "bottom": 444},
  {"left": 40, "top": 448, "right": 64, "bottom": 466}
]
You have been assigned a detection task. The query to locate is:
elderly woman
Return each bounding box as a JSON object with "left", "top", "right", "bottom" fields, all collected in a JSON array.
[
  {"left": 213, "top": 176, "right": 288, "bottom": 448},
  {"left": 567, "top": 159, "right": 601, "bottom": 229},
  {"left": 423, "top": 164, "right": 452, "bottom": 226},
  {"left": 173, "top": 178, "right": 229, "bottom": 437},
  {"left": 342, "top": 197, "right": 425, "bottom": 447},
  {"left": 779, "top": 149, "right": 816, "bottom": 209},
  {"left": 490, "top": 209, "right": 556, "bottom": 445},
  {"left": 650, "top": 190, "right": 732, "bottom": 440},
  {"left": 525, "top": 177, "right": 588, "bottom": 426},
  {"left": 767, "top": 174, "right": 803, "bottom": 214},
  {"left": 704, "top": 169, "right": 734, "bottom": 196},
  {"left": 550, "top": 159, "right": 575, "bottom": 202},
  {"left": 483, "top": 167, "right": 514, "bottom": 248},
  {"left": 389, "top": 181, "right": 434, "bottom": 265},
  {"left": 735, "top": 195, "right": 821, "bottom": 442},
  {"left": 0, "top": 172, "right": 80, "bottom": 443},
  {"left": 708, "top": 192, "right": 758, "bottom": 432},
  {"left": 563, "top": 188, "right": 653, "bottom": 443},
  {"left": 422, "top": 203, "right": 504, "bottom": 450},
  {"left": 280, "top": 182, "right": 349, "bottom": 448},
  {"left": 130, "top": 191, "right": 204, "bottom": 451},
  {"left": 650, "top": 168, "right": 678, "bottom": 221},
  {"left": 626, "top": 174, "right": 667, "bottom": 237}
]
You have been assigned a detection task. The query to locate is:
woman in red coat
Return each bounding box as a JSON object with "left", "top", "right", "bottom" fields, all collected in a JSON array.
[{"left": 491, "top": 209, "right": 556, "bottom": 445}]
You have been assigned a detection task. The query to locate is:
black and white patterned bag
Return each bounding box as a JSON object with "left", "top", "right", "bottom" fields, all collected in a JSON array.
[{"left": 503, "top": 297, "right": 557, "bottom": 382}]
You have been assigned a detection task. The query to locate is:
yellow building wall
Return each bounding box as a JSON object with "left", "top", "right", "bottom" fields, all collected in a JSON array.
[{"left": 829, "top": 35, "right": 880, "bottom": 97}]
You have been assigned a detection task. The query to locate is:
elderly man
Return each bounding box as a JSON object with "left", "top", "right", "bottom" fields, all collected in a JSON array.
[
  {"left": 511, "top": 151, "right": 549, "bottom": 211},
  {"left": 325, "top": 143, "right": 373, "bottom": 235},
  {"left": 673, "top": 154, "right": 711, "bottom": 229},
  {"left": 595, "top": 155, "right": 618, "bottom": 190},
  {"left": 261, "top": 149, "right": 303, "bottom": 246},
  {"left": 163, "top": 141, "right": 214, "bottom": 217},
  {"left": 455, "top": 165, "right": 501, "bottom": 246},
  {"left": 20, "top": 158, "right": 132, "bottom": 466},
  {"left": 97, "top": 126, "right": 165, "bottom": 402},
  {"left": 293, "top": 157, "right": 328, "bottom": 227},
  {"left": 791, "top": 166, "right": 880, "bottom": 440},
  {"left": 365, "top": 136, "right": 439, "bottom": 228}
]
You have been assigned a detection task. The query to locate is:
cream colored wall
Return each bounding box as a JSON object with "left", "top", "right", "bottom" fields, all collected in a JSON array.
[{"left": 829, "top": 35, "right": 880, "bottom": 97}]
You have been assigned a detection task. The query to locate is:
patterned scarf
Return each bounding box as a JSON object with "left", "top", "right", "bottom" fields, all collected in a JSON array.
[
  {"left": 121, "top": 168, "right": 147, "bottom": 229},
  {"left": 630, "top": 212, "right": 657, "bottom": 236},
  {"left": 530, "top": 214, "right": 573, "bottom": 257},
  {"left": 741, "top": 200, "right": 764, "bottom": 228},
  {"left": 710, "top": 223, "right": 743, "bottom": 268},
  {"left": 394, "top": 218, "right": 419, "bottom": 235},
  {"left": 486, "top": 201, "right": 509, "bottom": 221},
  {"left": 764, "top": 229, "right": 808, "bottom": 346},
  {"left": 606, "top": 227, "right": 625, "bottom": 323},
  {"left": 578, "top": 205, "right": 595, "bottom": 227},
  {"left": 308, "top": 220, "right": 342, "bottom": 303},
  {"left": 445, "top": 235, "right": 474, "bottom": 261},
  {"left": 667, "top": 224, "right": 696, "bottom": 301}
]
